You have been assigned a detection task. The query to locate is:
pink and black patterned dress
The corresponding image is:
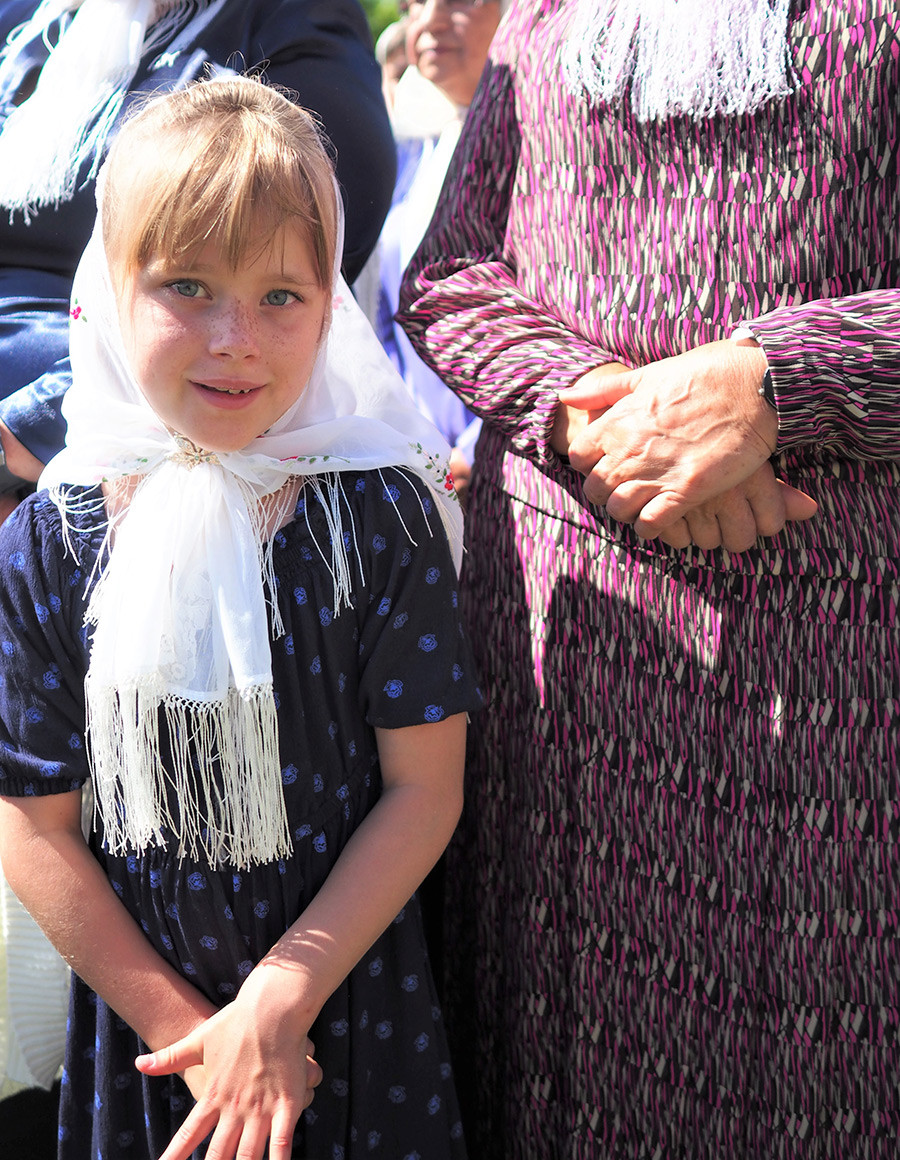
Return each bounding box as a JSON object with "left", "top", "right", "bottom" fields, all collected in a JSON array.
[{"left": 399, "top": 1, "right": 900, "bottom": 1157}]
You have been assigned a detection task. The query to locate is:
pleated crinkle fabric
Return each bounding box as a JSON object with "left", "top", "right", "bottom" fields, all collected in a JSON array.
[
  {"left": 398, "top": 1, "right": 900, "bottom": 1156},
  {"left": 0, "top": 870, "right": 69, "bottom": 1097}
]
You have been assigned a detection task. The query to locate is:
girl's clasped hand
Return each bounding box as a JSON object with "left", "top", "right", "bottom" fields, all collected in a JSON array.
[{"left": 135, "top": 992, "right": 323, "bottom": 1160}]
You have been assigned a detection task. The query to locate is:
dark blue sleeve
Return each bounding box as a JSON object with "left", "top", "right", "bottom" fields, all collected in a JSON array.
[
  {"left": 354, "top": 469, "right": 483, "bottom": 728},
  {"left": 0, "top": 493, "right": 91, "bottom": 796},
  {"left": 0, "top": 355, "right": 69, "bottom": 465}
]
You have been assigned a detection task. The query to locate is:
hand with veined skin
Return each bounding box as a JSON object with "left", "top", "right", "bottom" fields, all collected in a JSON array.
[{"left": 555, "top": 341, "right": 817, "bottom": 551}]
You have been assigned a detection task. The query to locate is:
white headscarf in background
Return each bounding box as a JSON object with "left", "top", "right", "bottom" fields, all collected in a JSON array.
[
  {"left": 40, "top": 151, "right": 462, "bottom": 871},
  {"left": 563, "top": 0, "right": 794, "bottom": 122},
  {"left": 0, "top": 0, "right": 228, "bottom": 214}
]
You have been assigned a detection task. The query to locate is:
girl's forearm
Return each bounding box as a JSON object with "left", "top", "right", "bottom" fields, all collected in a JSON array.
[
  {"left": 0, "top": 796, "right": 216, "bottom": 1050},
  {"left": 243, "top": 781, "right": 460, "bottom": 1031},
  {"left": 244, "top": 715, "right": 467, "bottom": 1032}
]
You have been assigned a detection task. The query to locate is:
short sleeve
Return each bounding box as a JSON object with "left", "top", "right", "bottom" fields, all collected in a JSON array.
[
  {"left": 0, "top": 493, "right": 92, "bottom": 796},
  {"left": 354, "top": 470, "right": 483, "bottom": 728}
]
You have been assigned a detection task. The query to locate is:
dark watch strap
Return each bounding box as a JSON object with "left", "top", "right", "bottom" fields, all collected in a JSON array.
[{"left": 758, "top": 368, "right": 777, "bottom": 410}]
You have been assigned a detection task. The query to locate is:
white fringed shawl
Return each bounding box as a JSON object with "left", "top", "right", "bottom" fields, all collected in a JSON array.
[{"left": 562, "top": 0, "right": 794, "bottom": 122}]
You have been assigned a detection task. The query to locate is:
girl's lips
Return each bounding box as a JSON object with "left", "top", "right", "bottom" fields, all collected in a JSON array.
[
  {"left": 191, "top": 379, "right": 264, "bottom": 408},
  {"left": 194, "top": 378, "right": 264, "bottom": 394}
]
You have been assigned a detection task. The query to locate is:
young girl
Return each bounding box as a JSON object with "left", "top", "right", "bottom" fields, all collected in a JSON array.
[{"left": 0, "top": 77, "right": 481, "bottom": 1160}]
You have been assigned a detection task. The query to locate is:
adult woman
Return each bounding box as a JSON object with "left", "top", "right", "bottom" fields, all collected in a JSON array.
[
  {"left": 399, "top": 1, "right": 900, "bottom": 1157},
  {"left": 0, "top": 0, "right": 395, "bottom": 507}
]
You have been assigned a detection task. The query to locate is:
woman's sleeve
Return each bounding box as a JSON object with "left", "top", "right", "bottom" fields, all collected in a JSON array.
[
  {"left": 0, "top": 496, "right": 90, "bottom": 797},
  {"left": 354, "top": 471, "right": 483, "bottom": 729},
  {"left": 397, "top": 61, "right": 617, "bottom": 472},
  {"left": 743, "top": 290, "right": 900, "bottom": 460}
]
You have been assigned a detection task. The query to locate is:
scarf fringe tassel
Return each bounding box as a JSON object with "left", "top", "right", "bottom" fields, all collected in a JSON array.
[{"left": 86, "top": 678, "right": 292, "bottom": 870}]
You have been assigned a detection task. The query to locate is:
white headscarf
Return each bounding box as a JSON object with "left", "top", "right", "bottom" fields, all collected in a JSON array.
[
  {"left": 562, "top": 0, "right": 794, "bottom": 122},
  {"left": 40, "top": 163, "right": 462, "bottom": 871},
  {"left": 0, "top": 0, "right": 228, "bottom": 215}
]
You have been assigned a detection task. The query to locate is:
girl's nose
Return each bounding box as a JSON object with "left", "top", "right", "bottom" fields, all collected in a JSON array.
[{"left": 209, "top": 302, "right": 260, "bottom": 358}]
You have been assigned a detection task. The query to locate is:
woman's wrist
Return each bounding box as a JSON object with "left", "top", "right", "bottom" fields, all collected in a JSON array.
[
  {"left": 550, "top": 400, "right": 590, "bottom": 455},
  {"left": 730, "top": 332, "right": 778, "bottom": 451},
  {"left": 552, "top": 360, "right": 631, "bottom": 455}
]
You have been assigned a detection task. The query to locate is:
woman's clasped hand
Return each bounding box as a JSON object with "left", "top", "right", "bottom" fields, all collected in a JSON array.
[{"left": 558, "top": 340, "right": 817, "bottom": 551}]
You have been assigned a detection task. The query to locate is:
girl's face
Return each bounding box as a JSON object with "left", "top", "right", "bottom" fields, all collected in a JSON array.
[{"left": 117, "top": 225, "right": 330, "bottom": 454}]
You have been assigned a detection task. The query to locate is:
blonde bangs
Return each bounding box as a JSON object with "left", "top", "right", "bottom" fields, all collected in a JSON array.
[{"left": 103, "top": 78, "right": 337, "bottom": 288}]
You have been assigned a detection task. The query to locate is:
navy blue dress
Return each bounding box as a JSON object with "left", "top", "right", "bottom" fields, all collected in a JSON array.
[{"left": 0, "top": 469, "right": 481, "bottom": 1160}]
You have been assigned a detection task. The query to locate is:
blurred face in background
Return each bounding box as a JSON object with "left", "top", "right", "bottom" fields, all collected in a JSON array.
[
  {"left": 404, "top": 0, "right": 501, "bottom": 107},
  {"left": 376, "top": 18, "right": 410, "bottom": 112},
  {"left": 382, "top": 41, "right": 409, "bottom": 109}
]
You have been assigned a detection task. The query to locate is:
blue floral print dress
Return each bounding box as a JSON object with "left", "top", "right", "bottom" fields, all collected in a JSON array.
[{"left": 0, "top": 468, "right": 481, "bottom": 1160}]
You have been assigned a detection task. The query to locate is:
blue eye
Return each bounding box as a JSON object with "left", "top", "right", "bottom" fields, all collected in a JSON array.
[
  {"left": 170, "top": 279, "right": 204, "bottom": 298},
  {"left": 265, "top": 289, "right": 296, "bottom": 306}
]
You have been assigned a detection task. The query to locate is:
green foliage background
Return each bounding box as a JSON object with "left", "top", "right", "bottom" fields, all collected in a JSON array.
[{"left": 359, "top": 0, "right": 402, "bottom": 43}]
